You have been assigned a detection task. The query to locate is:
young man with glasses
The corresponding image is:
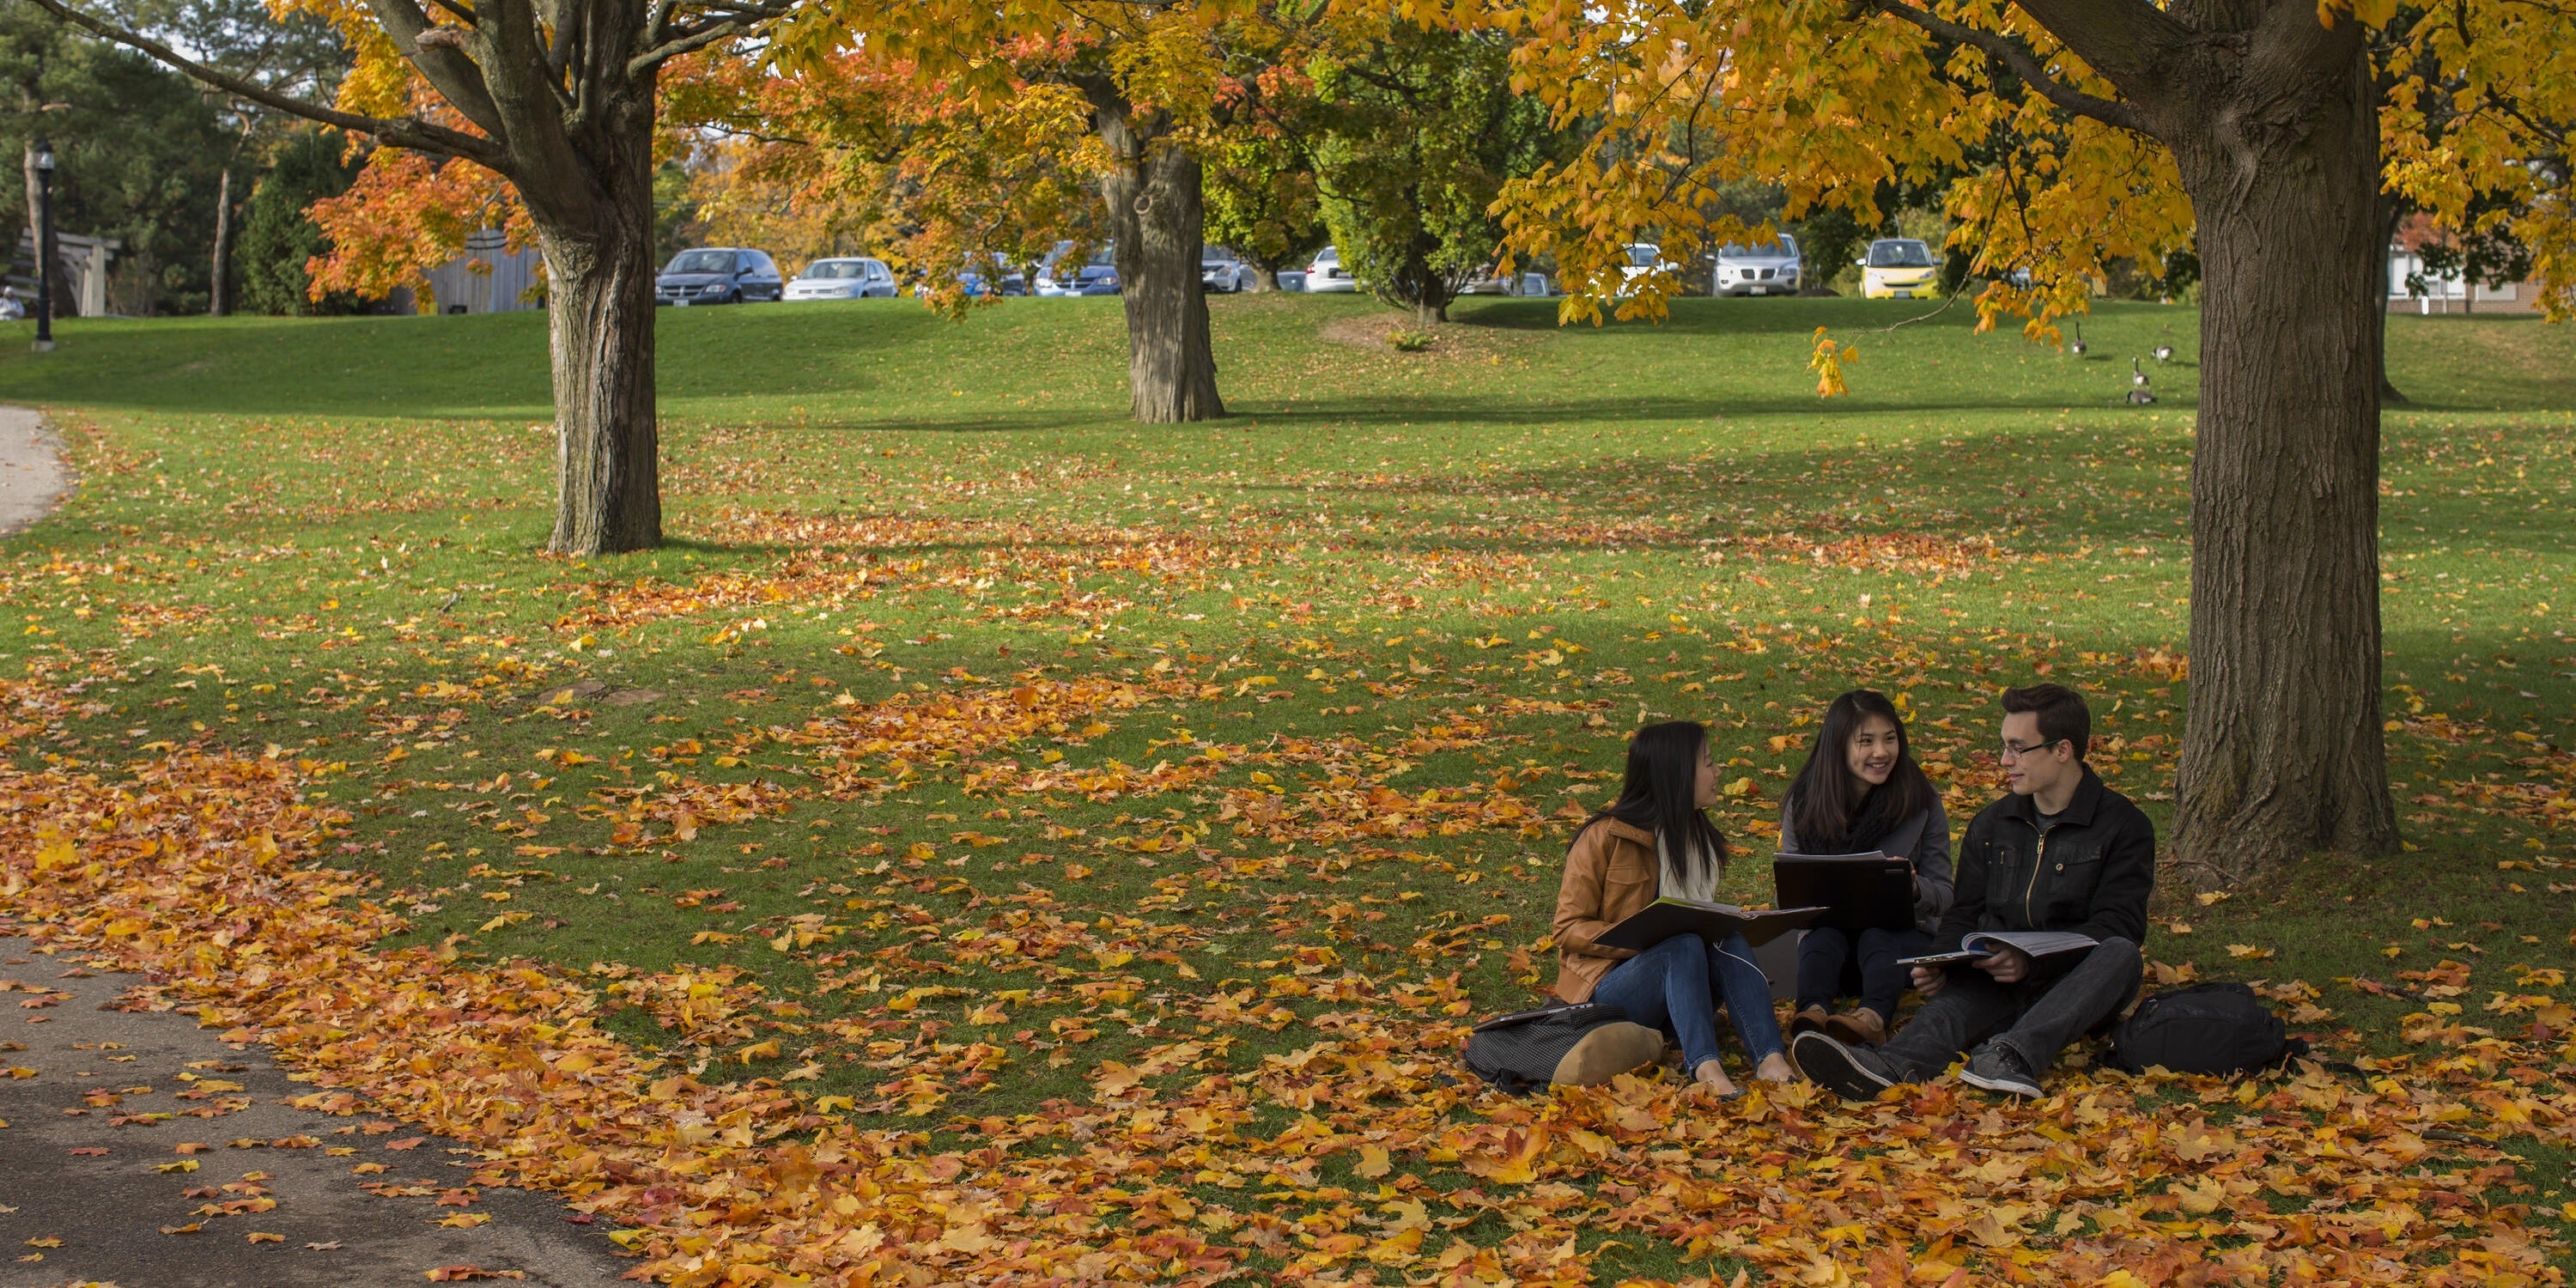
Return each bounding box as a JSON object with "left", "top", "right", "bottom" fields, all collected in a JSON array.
[{"left": 1795, "top": 683, "right": 2153, "bottom": 1098}]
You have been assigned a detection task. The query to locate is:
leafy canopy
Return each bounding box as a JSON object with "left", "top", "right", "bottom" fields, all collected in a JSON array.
[{"left": 1459, "top": 0, "right": 2573, "bottom": 330}]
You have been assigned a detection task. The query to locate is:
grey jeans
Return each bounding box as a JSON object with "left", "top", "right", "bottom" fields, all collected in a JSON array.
[{"left": 1878, "top": 937, "right": 2142, "bottom": 1081}]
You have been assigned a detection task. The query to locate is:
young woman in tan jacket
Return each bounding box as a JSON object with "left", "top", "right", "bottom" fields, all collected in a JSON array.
[{"left": 1552, "top": 720, "right": 1794, "bottom": 1097}]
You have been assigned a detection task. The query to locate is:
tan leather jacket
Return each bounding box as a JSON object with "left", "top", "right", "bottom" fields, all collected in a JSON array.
[{"left": 1550, "top": 817, "right": 1660, "bottom": 1003}]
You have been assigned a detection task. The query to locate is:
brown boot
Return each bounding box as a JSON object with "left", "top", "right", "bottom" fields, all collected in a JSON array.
[
  {"left": 1549, "top": 1022, "right": 1667, "bottom": 1087},
  {"left": 1789, "top": 1005, "right": 1832, "bottom": 1038},
  {"left": 1825, "top": 1007, "right": 1888, "bottom": 1047}
]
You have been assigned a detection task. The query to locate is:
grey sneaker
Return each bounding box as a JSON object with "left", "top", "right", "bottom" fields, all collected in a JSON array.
[
  {"left": 1793, "top": 1030, "right": 1898, "bottom": 1103},
  {"left": 1958, "top": 1044, "right": 2044, "bottom": 1097}
]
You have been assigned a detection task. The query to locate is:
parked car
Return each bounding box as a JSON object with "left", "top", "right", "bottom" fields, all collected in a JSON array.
[
  {"left": 655, "top": 247, "right": 783, "bottom": 306},
  {"left": 920, "top": 253, "right": 1026, "bottom": 299},
  {"left": 1711, "top": 235, "right": 1801, "bottom": 296},
  {"left": 1200, "top": 246, "right": 1255, "bottom": 293},
  {"left": 1034, "top": 241, "right": 1078, "bottom": 296},
  {"left": 1617, "top": 243, "right": 1681, "bottom": 295},
  {"left": 785, "top": 257, "right": 898, "bottom": 301},
  {"left": 1036, "top": 241, "right": 1120, "bottom": 295},
  {"left": 1303, "top": 245, "right": 1357, "bottom": 293},
  {"left": 1859, "top": 238, "right": 1940, "bottom": 299},
  {"left": 969, "top": 258, "right": 1029, "bottom": 296},
  {"left": 783, "top": 260, "right": 896, "bottom": 302}
]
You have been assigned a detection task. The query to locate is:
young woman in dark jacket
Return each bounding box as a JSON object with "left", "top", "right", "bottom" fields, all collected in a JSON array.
[{"left": 1777, "top": 690, "right": 1954, "bottom": 1046}]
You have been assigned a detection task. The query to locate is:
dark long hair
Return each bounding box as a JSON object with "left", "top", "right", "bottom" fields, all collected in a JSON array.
[
  {"left": 1784, "top": 690, "right": 1938, "bottom": 854},
  {"left": 1581, "top": 720, "right": 1728, "bottom": 888}
]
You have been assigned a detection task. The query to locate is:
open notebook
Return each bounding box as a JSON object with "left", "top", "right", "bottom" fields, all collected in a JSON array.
[
  {"left": 1898, "top": 929, "right": 2098, "bottom": 968},
  {"left": 1595, "top": 897, "right": 1824, "bottom": 952}
]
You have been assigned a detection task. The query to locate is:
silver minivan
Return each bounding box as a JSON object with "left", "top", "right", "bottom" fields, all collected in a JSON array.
[
  {"left": 1711, "top": 235, "right": 1801, "bottom": 296},
  {"left": 786, "top": 257, "right": 898, "bottom": 301}
]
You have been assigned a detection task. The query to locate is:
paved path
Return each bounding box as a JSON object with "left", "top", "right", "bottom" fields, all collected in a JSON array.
[
  {"left": 0, "top": 408, "right": 69, "bottom": 538},
  {"left": 0, "top": 933, "right": 633, "bottom": 1287}
]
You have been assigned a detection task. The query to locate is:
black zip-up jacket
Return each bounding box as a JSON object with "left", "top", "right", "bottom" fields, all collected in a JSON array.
[{"left": 1938, "top": 765, "right": 2154, "bottom": 968}]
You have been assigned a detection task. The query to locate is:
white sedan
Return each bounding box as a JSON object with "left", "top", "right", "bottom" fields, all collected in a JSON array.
[
  {"left": 786, "top": 257, "right": 898, "bottom": 301},
  {"left": 1303, "top": 245, "right": 1358, "bottom": 293}
]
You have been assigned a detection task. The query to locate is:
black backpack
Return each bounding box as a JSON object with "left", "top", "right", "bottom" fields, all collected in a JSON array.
[
  {"left": 1462, "top": 1002, "right": 1658, "bottom": 1093},
  {"left": 2107, "top": 981, "right": 2308, "bottom": 1076}
]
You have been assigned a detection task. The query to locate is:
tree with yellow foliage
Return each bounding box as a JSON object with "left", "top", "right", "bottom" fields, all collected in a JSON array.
[
  {"left": 783, "top": 0, "right": 1353, "bottom": 421},
  {"left": 1480, "top": 0, "right": 2572, "bottom": 882}
]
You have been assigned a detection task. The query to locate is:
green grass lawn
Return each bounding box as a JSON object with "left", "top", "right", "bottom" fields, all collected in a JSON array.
[{"left": 1, "top": 293, "right": 2571, "bottom": 1280}]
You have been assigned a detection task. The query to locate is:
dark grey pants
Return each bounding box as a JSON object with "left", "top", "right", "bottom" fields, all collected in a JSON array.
[{"left": 1879, "top": 937, "right": 2143, "bottom": 1081}]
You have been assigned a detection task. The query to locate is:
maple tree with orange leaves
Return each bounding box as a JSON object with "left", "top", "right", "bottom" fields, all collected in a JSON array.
[
  {"left": 1469, "top": 0, "right": 2576, "bottom": 885},
  {"left": 27, "top": 0, "right": 796, "bottom": 556}
]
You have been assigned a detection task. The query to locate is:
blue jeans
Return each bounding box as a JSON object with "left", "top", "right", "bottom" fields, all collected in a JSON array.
[{"left": 1589, "top": 933, "right": 1786, "bottom": 1071}]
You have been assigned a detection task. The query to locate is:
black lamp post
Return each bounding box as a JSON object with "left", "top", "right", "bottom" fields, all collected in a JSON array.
[{"left": 32, "top": 140, "right": 54, "bottom": 353}]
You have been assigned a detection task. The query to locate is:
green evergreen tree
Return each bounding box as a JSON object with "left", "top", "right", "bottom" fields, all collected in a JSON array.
[
  {"left": 0, "top": 9, "right": 229, "bottom": 314},
  {"left": 235, "top": 127, "right": 365, "bottom": 315}
]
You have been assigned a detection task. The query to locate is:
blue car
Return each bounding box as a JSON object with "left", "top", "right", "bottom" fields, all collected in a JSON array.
[
  {"left": 920, "top": 254, "right": 1030, "bottom": 299},
  {"left": 1035, "top": 241, "right": 1121, "bottom": 295}
]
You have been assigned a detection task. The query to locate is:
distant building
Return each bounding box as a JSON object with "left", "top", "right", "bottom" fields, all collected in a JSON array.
[
  {"left": 2387, "top": 215, "right": 2542, "bottom": 314},
  {"left": 425, "top": 228, "right": 544, "bottom": 314}
]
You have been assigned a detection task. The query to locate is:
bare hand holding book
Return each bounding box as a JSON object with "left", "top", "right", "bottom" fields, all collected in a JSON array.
[{"left": 1898, "top": 929, "right": 2099, "bottom": 968}]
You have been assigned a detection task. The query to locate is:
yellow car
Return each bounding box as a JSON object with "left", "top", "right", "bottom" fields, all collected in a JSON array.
[{"left": 1859, "top": 238, "right": 1941, "bottom": 299}]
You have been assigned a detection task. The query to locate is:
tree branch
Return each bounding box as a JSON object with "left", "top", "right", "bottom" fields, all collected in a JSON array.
[
  {"left": 360, "top": 0, "right": 511, "bottom": 137},
  {"left": 1864, "top": 0, "right": 2148, "bottom": 133},
  {"left": 2007, "top": 0, "right": 2196, "bottom": 91},
  {"left": 21, "top": 0, "right": 504, "bottom": 164},
  {"left": 628, "top": 11, "right": 770, "bottom": 74}
]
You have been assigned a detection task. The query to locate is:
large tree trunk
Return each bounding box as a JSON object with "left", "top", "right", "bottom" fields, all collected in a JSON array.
[
  {"left": 2376, "top": 190, "right": 2408, "bottom": 403},
  {"left": 2163, "top": 21, "right": 2400, "bottom": 884},
  {"left": 536, "top": 121, "right": 661, "bottom": 556},
  {"left": 209, "top": 166, "right": 234, "bottom": 318},
  {"left": 1098, "top": 111, "right": 1224, "bottom": 422}
]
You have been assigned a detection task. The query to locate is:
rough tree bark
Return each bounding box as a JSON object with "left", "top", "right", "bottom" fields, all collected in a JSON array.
[
  {"left": 1881, "top": 0, "right": 2403, "bottom": 883},
  {"left": 2160, "top": 20, "right": 2400, "bottom": 882},
  {"left": 208, "top": 165, "right": 234, "bottom": 317},
  {"left": 1094, "top": 99, "right": 1224, "bottom": 422},
  {"left": 538, "top": 125, "right": 662, "bottom": 555}
]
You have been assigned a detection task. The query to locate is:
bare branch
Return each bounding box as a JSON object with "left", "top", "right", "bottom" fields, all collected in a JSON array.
[
  {"left": 545, "top": 1, "right": 582, "bottom": 93},
  {"left": 629, "top": 13, "right": 768, "bottom": 73},
  {"left": 21, "top": 0, "right": 504, "bottom": 164},
  {"left": 1865, "top": 0, "right": 2148, "bottom": 133}
]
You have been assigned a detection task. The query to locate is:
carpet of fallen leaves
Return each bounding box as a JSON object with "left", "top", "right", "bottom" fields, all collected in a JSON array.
[
  {"left": 3, "top": 669, "right": 2572, "bottom": 1287},
  {"left": 6, "top": 318, "right": 2576, "bottom": 1285}
]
